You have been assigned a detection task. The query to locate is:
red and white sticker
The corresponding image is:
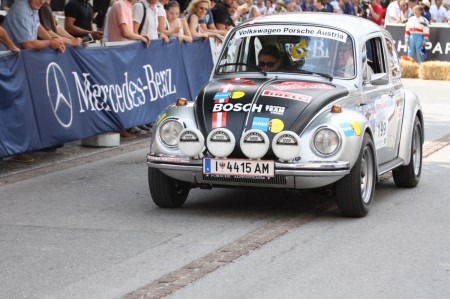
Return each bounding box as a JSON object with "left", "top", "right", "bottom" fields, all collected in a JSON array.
[
  {"left": 270, "top": 82, "right": 334, "bottom": 91},
  {"left": 262, "top": 90, "right": 312, "bottom": 103},
  {"left": 212, "top": 84, "right": 234, "bottom": 128}
]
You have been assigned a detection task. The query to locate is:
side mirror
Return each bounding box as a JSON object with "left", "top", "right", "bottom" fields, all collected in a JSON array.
[{"left": 370, "top": 73, "right": 389, "bottom": 85}]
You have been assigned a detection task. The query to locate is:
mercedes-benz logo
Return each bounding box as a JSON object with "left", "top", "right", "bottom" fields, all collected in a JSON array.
[{"left": 46, "top": 62, "right": 73, "bottom": 128}]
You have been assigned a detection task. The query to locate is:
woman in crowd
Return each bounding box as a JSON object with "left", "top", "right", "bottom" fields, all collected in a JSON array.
[
  {"left": 263, "top": 0, "right": 275, "bottom": 14},
  {"left": 186, "top": 0, "right": 223, "bottom": 39},
  {"left": 240, "top": 0, "right": 261, "bottom": 21},
  {"left": 164, "top": 1, "right": 193, "bottom": 42}
]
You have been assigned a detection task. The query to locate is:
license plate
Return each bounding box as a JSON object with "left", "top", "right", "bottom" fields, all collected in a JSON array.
[{"left": 203, "top": 158, "right": 274, "bottom": 177}]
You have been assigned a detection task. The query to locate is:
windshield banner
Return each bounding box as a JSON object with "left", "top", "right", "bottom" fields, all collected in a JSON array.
[
  {"left": 234, "top": 25, "right": 348, "bottom": 42},
  {"left": 0, "top": 39, "right": 213, "bottom": 157}
]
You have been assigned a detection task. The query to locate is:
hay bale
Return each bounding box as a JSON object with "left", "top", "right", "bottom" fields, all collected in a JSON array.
[
  {"left": 400, "top": 60, "right": 419, "bottom": 79},
  {"left": 419, "top": 61, "right": 450, "bottom": 81}
]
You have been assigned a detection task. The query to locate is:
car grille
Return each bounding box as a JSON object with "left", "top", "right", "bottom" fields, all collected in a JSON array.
[{"left": 202, "top": 174, "right": 287, "bottom": 185}]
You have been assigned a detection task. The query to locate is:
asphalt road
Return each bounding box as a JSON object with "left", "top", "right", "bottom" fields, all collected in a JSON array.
[{"left": 0, "top": 79, "right": 449, "bottom": 299}]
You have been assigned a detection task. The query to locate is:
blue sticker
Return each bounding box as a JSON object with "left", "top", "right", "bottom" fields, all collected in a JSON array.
[
  {"left": 213, "top": 92, "right": 231, "bottom": 100},
  {"left": 340, "top": 122, "right": 356, "bottom": 137},
  {"left": 344, "top": 130, "right": 355, "bottom": 137},
  {"left": 252, "top": 117, "right": 270, "bottom": 132},
  {"left": 204, "top": 158, "right": 211, "bottom": 173}
]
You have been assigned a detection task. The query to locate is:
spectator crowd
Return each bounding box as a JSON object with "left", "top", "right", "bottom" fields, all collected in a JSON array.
[{"left": 0, "top": 0, "right": 450, "bottom": 162}]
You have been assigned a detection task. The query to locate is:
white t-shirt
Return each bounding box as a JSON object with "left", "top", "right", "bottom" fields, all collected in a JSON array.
[
  {"left": 429, "top": 4, "right": 447, "bottom": 22},
  {"left": 330, "top": 0, "right": 342, "bottom": 13},
  {"left": 385, "top": 1, "right": 401, "bottom": 24},
  {"left": 132, "top": 0, "right": 165, "bottom": 40}
]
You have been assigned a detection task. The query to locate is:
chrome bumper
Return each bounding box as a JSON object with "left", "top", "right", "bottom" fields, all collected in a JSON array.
[{"left": 147, "top": 154, "right": 350, "bottom": 189}]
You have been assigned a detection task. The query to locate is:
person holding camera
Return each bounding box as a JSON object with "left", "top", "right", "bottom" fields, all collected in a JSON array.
[{"left": 367, "top": 0, "right": 383, "bottom": 26}]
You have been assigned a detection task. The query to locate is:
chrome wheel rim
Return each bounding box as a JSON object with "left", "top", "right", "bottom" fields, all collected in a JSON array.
[
  {"left": 360, "top": 146, "right": 374, "bottom": 204},
  {"left": 412, "top": 126, "right": 422, "bottom": 176}
]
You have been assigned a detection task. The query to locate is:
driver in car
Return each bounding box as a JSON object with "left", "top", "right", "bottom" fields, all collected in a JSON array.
[
  {"left": 334, "top": 40, "right": 355, "bottom": 78},
  {"left": 258, "top": 45, "right": 282, "bottom": 72}
]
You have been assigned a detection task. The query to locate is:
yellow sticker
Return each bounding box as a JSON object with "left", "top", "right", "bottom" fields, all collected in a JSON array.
[
  {"left": 156, "top": 113, "right": 167, "bottom": 125},
  {"left": 268, "top": 119, "right": 284, "bottom": 133},
  {"left": 350, "top": 121, "right": 361, "bottom": 136},
  {"left": 290, "top": 39, "right": 308, "bottom": 60},
  {"left": 231, "top": 91, "right": 245, "bottom": 99}
]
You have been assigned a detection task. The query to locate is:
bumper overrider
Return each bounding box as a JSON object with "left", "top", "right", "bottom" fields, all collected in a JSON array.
[{"left": 147, "top": 127, "right": 350, "bottom": 189}]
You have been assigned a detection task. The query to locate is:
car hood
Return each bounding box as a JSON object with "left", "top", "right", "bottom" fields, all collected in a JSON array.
[{"left": 194, "top": 78, "right": 349, "bottom": 156}]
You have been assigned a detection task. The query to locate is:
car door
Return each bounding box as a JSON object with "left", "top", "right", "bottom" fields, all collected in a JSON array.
[{"left": 362, "top": 35, "right": 403, "bottom": 165}]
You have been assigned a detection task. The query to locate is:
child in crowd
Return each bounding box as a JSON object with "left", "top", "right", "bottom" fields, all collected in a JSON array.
[{"left": 164, "top": 1, "right": 193, "bottom": 43}]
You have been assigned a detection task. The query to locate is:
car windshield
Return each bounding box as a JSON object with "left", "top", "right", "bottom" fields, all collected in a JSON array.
[{"left": 216, "top": 24, "right": 355, "bottom": 79}]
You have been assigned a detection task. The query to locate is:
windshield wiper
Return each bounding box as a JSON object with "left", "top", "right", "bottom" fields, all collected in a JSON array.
[
  {"left": 217, "top": 63, "right": 267, "bottom": 76},
  {"left": 288, "top": 69, "right": 333, "bottom": 81}
]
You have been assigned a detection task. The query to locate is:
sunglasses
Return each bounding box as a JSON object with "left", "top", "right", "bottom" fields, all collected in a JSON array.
[
  {"left": 197, "top": 6, "right": 209, "bottom": 10},
  {"left": 258, "top": 61, "right": 277, "bottom": 67}
]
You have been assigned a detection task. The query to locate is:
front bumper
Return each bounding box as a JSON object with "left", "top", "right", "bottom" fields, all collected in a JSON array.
[{"left": 147, "top": 154, "right": 350, "bottom": 189}]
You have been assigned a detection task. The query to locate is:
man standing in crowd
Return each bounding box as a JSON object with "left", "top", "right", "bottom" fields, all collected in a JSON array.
[
  {"left": 64, "top": 0, "right": 103, "bottom": 40},
  {"left": 1, "top": 0, "right": 65, "bottom": 51},
  {"left": 132, "top": 0, "right": 169, "bottom": 42},
  {"left": 109, "top": 0, "right": 151, "bottom": 139},
  {"left": 406, "top": 0, "right": 417, "bottom": 19},
  {"left": 313, "top": 0, "right": 328, "bottom": 12},
  {"left": 421, "top": 0, "right": 431, "bottom": 21},
  {"left": 385, "top": 0, "right": 404, "bottom": 24},
  {"left": 342, "top": 0, "right": 356, "bottom": 15},
  {"left": 211, "top": 0, "right": 234, "bottom": 30},
  {"left": 39, "top": 0, "right": 83, "bottom": 46},
  {"left": 368, "top": 0, "right": 384, "bottom": 25},
  {"left": 429, "top": 0, "right": 447, "bottom": 22},
  {"left": 0, "top": 26, "right": 20, "bottom": 53},
  {"left": 1, "top": 0, "right": 66, "bottom": 163},
  {"left": 108, "top": 0, "right": 149, "bottom": 43}
]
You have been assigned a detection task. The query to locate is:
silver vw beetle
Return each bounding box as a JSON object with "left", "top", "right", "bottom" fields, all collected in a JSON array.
[{"left": 147, "top": 13, "right": 423, "bottom": 217}]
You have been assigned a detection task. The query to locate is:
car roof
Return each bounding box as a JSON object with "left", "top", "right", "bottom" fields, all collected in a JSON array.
[{"left": 242, "top": 12, "right": 385, "bottom": 41}]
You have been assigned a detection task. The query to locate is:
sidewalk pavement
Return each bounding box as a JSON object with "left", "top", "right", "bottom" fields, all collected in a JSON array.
[{"left": 0, "top": 132, "right": 151, "bottom": 180}]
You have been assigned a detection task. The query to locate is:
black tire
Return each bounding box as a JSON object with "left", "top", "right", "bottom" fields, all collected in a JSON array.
[
  {"left": 335, "top": 133, "right": 376, "bottom": 217},
  {"left": 148, "top": 168, "right": 190, "bottom": 208},
  {"left": 393, "top": 117, "right": 422, "bottom": 188}
]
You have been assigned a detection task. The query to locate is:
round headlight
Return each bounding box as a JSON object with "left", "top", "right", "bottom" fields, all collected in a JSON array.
[
  {"left": 312, "top": 127, "right": 340, "bottom": 156},
  {"left": 178, "top": 128, "right": 205, "bottom": 157},
  {"left": 240, "top": 129, "right": 270, "bottom": 159},
  {"left": 159, "top": 119, "right": 184, "bottom": 147},
  {"left": 206, "top": 128, "right": 236, "bottom": 158},
  {"left": 272, "top": 131, "right": 301, "bottom": 162}
]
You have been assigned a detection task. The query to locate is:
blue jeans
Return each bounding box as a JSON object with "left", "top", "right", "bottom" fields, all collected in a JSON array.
[{"left": 408, "top": 33, "right": 424, "bottom": 64}]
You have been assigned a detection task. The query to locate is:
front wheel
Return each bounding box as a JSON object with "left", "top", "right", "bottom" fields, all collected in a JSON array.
[
  {"left": 148, "top": 168, "right": 190, "bottom": 208},
  {"left": 393, "top": 117, "right": 422, "bottom": 187},
  {"left": 335, "top": 133, "right": 376, "bottom": 217}
]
